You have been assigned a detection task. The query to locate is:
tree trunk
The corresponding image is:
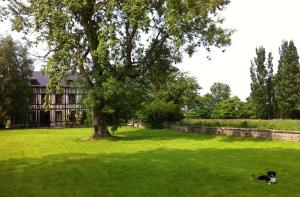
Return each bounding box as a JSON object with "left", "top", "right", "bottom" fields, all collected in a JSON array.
[{"left": 92, "top": 112, "right": 111, "bottom": 138}]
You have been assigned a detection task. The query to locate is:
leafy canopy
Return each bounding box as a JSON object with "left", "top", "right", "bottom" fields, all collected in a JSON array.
[
  {"left": 3, "top": 0, "right": 232, "bottom": 129},
  {"left": 0, "top": 36, "right": 33, "bottom": 126}
]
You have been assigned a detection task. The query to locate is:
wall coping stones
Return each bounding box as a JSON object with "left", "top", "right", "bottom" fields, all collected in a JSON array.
[{"left": 165, "top": 124, "right": 300, "bottom": 142}]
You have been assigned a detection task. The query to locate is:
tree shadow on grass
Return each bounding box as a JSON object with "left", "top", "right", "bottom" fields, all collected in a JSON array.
[
  {"left": 112, "top": 128, "right": 272, "bottom": 143},
  {"left": 111, "top": 128, "right": 217, "bottom": 142},
  {"left": 1, "top": 147, "right": 300, "bottom": 197}
]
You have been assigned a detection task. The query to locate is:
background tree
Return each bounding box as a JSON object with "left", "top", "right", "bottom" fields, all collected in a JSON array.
[
  {"left": 190, "top": 93, "right": 215, "bottom": 118},
  {"left": 275, "top": 40, "right": 300, "bottom": 118},
  {"left": 151, "top": 72, "right": 201, "bottom": 110},
  {"left": 249, "top": 47, "right": 275, "bottom": 119},
  {"left": 0, "top": 36, "right": 33, "bottom": 127},
  {"left": 4, "top": 0, "right": 232, "bottom": 137},
  {"left": 266, "top": 52, "right": 276, "bottom": 118},
  {"left": 211, "top": 96, "right": 243, "bottom": 119},
  {"left": 210, "top": 82, "right": 231, "bottom": 106},
  {"left": 141, "top": 71, "right": 200, "bottom": 128},
  {"left": 239, "top": 97, "right": 256, "bottom": 119}
]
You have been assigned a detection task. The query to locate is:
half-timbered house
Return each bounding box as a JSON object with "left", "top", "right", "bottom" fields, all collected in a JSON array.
[{"left": 28, "top": 71, "right": 84, "bottom": 127}]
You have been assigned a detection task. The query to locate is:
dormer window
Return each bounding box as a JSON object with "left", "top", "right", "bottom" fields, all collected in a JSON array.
[
  {"left": 30, "top": 79, "right": 39, "bottom": 85},
  {"left": 67, "top": 80, "right": 73, "bottom": 86}
]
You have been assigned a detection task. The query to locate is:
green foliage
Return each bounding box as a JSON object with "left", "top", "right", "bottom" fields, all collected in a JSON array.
[
  {"left": 210, "top": 82, "right": 231, "bottom": 104},
  {"left": 82, "top": 76, "right": 145, "bottom": 131},
  {"left": 250, "top": 47, "right": 275, "bottom": 119},
  {"left": 275, "top": 40, "right": 300, "bottom": 118},
  {"left": 151, "top": 71, "right": 201, "bottom": 110},
  {"left": 192, "top": 93, "right": 215, "bottom": 118},
  {"left": 239, "top": 97, "right": 257, "bottom": 119},
  {"left": 141, "top": 100, "right": 183, "bottom": 129},
  {"left": 2, "top": 0, "right": 232, "bottom": 130},
  {"left": 189, "top": 82, "right": 231, "bottom": 118},
  {"left": 0, "top": 36, "right": 33, "bottom": 126},
  {"left": 212, "top": 96, "right": 243, "bottom": 119}
]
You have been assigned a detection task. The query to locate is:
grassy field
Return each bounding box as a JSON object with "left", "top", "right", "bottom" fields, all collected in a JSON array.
[
  {"left": 180, "top": 119, "right": 300, "bottom": 131},
  {"left": 1, "top": 127, "right": 300, "bottom": 197}
]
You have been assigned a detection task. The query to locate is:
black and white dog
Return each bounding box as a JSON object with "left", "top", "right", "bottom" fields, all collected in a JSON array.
[{"left": 258, "top": 171, "right": 277, "bottom": 184}]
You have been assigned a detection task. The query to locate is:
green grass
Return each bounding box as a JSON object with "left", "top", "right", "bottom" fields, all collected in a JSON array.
[
  {"left": 1, "top": 127, "right": 300, "bottom": 197},
  {"left": 180, "top": 119, "right": 300, "bottom": 131}
]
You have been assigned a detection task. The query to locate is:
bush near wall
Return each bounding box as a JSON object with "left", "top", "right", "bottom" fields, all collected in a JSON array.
[{"left": 141, "top": 100, "right": 183, "bottom": 129}]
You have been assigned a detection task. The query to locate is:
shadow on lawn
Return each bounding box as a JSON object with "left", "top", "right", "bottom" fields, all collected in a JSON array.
[
  {"left": 113, "top": 128, "right": 272, "bottom": 143},
  {"left": 112, "top": 128, "right": 216, "bottom": 141},
  {"left": 1, "top": 147, "right": 300, "bottom": 197}
]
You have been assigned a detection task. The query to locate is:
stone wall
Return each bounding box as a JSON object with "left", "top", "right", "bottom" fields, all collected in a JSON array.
[{"left": 165, "top": 124, "right": 300, "bottom": 142}]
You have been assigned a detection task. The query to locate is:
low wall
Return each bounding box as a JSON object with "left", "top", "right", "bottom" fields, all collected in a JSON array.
[{"left": 166, "top": 124, "right": 300, "bottom": 142}]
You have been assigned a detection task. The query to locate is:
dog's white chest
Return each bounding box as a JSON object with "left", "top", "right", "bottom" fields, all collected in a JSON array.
[{"left": 269, "top": 177, "right": 277, "bottom": 183}]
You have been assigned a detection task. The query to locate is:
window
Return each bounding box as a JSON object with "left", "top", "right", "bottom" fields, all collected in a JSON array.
[
  {"left": 69, "top": 94, "right": 76, "bottom": 104},
  {"left": 67, "top": 80, "right": 73, "bottom": 86},
  {"left": 55, "top": 94, "right": 63, "bottom": 104},
  {"left": 55, "top": 111, "right": 63, "bottom": 122},
  {"left": 68, "top": 111, "right": 76, "bottom": 123}
]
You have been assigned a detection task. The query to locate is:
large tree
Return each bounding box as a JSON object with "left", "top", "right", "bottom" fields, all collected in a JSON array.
[
  {"left": 0, "top": 36, "right": 33, "bottom": 127},
  {"left": 3, "top": 0, "right": 232, "bottom": 137},
  {"left": 266, "top": 52, "right": 276, "bottom": 118},
  {"left": 275, "top": 40, "right": 300, "bottom": 118},
  {"left": 250, "top": 47, "right": 275, "bottom": 119}
]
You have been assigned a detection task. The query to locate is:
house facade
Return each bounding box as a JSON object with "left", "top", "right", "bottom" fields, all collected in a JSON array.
[{"left": 28, "top": 71, "right": 84, "bottom": 127}]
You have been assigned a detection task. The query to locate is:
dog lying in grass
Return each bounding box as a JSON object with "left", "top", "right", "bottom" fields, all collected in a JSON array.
[{"left": 258, "top": 171, "right": 277, "bottom": 185}]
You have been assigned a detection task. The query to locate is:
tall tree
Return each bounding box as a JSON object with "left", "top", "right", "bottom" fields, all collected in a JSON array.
[
  {"left": 3, "top": 0, "right": 232, "bottom": 137},
  {"left": 266, "top": 52, "right": 276, "bottom": 118},
  {"left": 0, "top": 36, "right": 33, "bottom": 127},
  {"left": 275, "top": 40, "right": 300, "bottom": 118},
  {"left": 250, "top": 47, "right": 272, "bottom": 119}
]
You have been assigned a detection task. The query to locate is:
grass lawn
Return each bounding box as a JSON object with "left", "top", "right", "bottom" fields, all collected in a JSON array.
[
  {"left": 1, "top": 127, "right": 300, "bottom": 197},
  {"left": 180, "top": 119, "right": 300, "bottom": 131}
]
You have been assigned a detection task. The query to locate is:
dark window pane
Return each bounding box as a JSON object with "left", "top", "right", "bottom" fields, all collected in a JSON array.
[
  {"left": 30, "top": 79, "right": 39, "bottom": 85},
  {"left": 55, "top": 94, "right": 63, "bottom": 104},
  {"left": 55, "top": 111, "right": 62, "bottom": 122},
  {"left": 69, "top": 94, "right": 76, "bottom": 104}
]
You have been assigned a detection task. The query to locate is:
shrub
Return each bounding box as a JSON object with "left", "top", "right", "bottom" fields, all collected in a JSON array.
[{"left": 141, "top": 100, "right": 183, "bottom": 129}]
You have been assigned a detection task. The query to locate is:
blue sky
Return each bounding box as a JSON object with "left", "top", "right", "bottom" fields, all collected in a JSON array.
[{"left": 1, "top": 0, "right": 300, "bottom": 100}]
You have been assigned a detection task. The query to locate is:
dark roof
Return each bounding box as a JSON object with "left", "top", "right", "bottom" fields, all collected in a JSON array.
[
  {"left": 31, "top": 71, "right": 49, "bottom": 86},
  {"left": 30, "top": 71, "right": 76, "bottom": 86}
]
